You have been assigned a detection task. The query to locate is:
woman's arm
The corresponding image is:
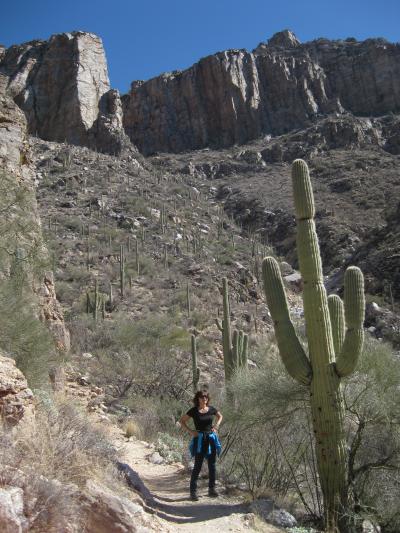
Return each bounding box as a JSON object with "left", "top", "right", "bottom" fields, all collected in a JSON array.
[
  {"left": 179, "top": 414, "right": 198, "bottom": 437},
  {"left": 212, "top": 411, "right": 223, "bottom": 432}
]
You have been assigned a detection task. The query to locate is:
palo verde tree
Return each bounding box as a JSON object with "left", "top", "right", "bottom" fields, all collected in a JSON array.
[{"left": 262, "top": 160, "right": 365, "bottom": 532}]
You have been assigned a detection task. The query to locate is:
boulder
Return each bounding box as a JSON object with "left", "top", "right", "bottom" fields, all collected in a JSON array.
[
  {"left": 250, "top": 499, "right": 297, "bottom": 528},
  {"left": 0, "top": 354, "right": 34, "bottom": 426},
  {"left": 80, "top": 479, "right": 150, "bottom": 533},
  {"left": 0, "top": 487, "right": 27, "bottom": 533}
]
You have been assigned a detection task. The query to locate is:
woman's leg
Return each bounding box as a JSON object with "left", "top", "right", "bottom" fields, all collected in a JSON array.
[
  {"left": 207, "top": 441, "right": 217, "bottom": 493},
  {"left": 190, "top": 453, "right": 204, "bottom": 495}
]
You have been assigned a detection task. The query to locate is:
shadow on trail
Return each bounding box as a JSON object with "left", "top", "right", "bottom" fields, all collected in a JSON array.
[{"left": 117, "top": 461, "right": 248, "bottom": 524}]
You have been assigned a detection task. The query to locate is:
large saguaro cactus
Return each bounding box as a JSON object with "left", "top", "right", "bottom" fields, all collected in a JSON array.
[
  {"left": 216, "top": 278, "right": 249, "bottom": 382},
  {"left": 262, "top": 160, "right": 365, "bottom": 532}
]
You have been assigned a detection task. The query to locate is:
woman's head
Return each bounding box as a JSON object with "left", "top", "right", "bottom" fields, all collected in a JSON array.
[{"left": 193, "top": 390, "right": 210, "bottom": 407}]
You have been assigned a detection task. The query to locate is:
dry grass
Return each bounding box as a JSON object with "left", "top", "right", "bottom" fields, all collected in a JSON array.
[
  {"left": 123, "top": 418, "right": 141, "bottom": 439},
  {"left": 0, "top": 394, "right": 130, "bottom": 532}
]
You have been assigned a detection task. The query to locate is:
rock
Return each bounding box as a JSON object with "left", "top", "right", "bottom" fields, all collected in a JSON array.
[
  {"left": 283, "top": 271, "right": 303, "bottom": 292},
  {"left": 89, "top": 89, "right": 133, "bottom": 154},
  {"left": 48, "top": 365, "right": 66, "bottom": 392},
  {"left": 268, "top": 509, "right": 297, "bottom": 528},
  {"left": 122, "top": 33, "right": 400, "bottom": 154},
  {"left": 0, "top": 486, "right": 27, "bottom": 533},
  {"left": 370, "top": 302, "right": 382, "bottom": 314},
  {"left": 0, "top": 354, "right": 34, "bottom": 426},
  {"left": 362, "top": 519, "right": 381, "bottom": 533},
  {"left": 0, "top": 75, "right": 28, "bottom": 171},
  {"left": 0, "top": 32, "right": 127, "bottom": 154},
  {"left": 250, "top": 499, "right": 297, "bottom": 528},
  {"left": 81, "top": 479, "right": 145, "bottom": 533},
  {"left": 37, "top": 271, "right": 70, "bottom": 352},
  {"left": 148, "top": 452, "right": 164, "bottom": 465},
  {"left": 280, "top": 261, "right": 294, "bottom": 275}
]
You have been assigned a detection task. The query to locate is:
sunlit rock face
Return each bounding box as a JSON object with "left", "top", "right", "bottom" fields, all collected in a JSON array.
[
  {"left": 123, "top": 31, "right": 400, "bottom": 154},
  {"left": 0, "top": 32, "right": 113, "bottom": 149}
]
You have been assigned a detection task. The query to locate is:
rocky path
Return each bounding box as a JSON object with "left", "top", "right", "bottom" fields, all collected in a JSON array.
[{"left": 113, "top": 432, "right": 282, "bottom": 532}]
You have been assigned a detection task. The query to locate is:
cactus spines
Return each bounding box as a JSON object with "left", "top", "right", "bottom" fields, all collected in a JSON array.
[
  {"left": 191, "top": 334, "right": 200, "bottom": 392},
  {"left": 262, "top": 159, "right": 365, "bottom": 532}
]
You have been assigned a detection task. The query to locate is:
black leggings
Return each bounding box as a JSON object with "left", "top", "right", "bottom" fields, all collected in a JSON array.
[{"left": 190, "top": 438, "right": 216, "bottom": 493}]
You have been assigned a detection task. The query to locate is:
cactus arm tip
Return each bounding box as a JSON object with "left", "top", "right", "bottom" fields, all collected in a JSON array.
[
  {"left": 335, "top": 266, "right": 365, "bottom": 377},
  {"left": 328, "top": 294, "right": 345, "bottom": 356}
]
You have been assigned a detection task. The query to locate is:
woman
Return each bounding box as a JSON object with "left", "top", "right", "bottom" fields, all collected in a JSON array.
[{"left": 180, "top": 390, "right": 223, "bottom": 501}]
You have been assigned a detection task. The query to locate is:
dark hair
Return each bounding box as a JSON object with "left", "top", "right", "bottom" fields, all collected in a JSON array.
[{"left": 192, "top": 390, "right": 210, "bottom": 407}]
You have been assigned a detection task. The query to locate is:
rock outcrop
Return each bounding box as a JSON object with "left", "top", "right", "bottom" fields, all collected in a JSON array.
[
  {"left": 123, "top": 30, "right": 400, "bottom": 154},
  {"left": 37, "top": 272, "right": 71, "bottom": 352},
  {"left": 0, "top": 32, "right": 128, "bottom": 154},
  {"left": 0, "top": 354, "right": 34, "bottom": 426},
  {"left": 0, "top": 73, "right": 70, "bottom": 353}
]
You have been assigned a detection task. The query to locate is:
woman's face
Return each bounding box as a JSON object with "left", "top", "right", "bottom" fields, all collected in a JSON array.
[{"left": 198, "top": 394, "right": 208, "bottom": 407}]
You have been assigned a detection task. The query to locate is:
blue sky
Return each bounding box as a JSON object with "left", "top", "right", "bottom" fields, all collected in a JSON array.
[{"left": 1, "top": 0, "right": 399, "bottom": 94}]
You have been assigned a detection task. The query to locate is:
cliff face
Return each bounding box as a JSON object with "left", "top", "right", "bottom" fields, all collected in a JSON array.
[
  {"left": 0, "top": 73, "right": 70, "bottom": 352},
  {"left": 123, "top": 30, "right": 400, "bottom": 154},
  {"left": 2, "top": 30, "right": 400, "bottom": 156},
  {"left": 0, "top": 32, "right": 129, "bottom": 154}
]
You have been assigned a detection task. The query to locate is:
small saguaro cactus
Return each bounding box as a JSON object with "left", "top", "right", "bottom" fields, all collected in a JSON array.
[
  {"left": 262, "top": 159, "right": 365, "bottom": 532},
  {"left": 186, "top": 282, "right": 191, "bottom": 317},
  {"left": 216, "top": 278, "right": 249, "bottom": 383},
  {"left": 191, "top": 334, "right": 200, "bottom": 392},
  {"left": 135, "top": 238, "right": 140, "bottom": 276},
  {"left": 119, "top": 244, "right": 125, "bottom": 298}
]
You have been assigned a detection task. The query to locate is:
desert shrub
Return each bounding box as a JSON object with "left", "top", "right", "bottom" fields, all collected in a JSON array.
[
  {"left": 123, "top": 419, "right": 140, "bottom": 439},
  {"left": 73, "top": 314, "right": 193, "bottom": 404},
  {"left": 155, "top": 432, "right": 185, "bottom": 463},
  {"left": 0, "top": 280, "right": 55, "bottom": 386},
  {"left": 5, "top": 396, "right": 118, "bottom": 488},
  {"left": 127, "top": 396, "right": 185, "bottom": 442}
]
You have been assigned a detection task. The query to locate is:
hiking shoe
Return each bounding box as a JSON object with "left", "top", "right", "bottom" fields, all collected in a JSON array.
[
  {"left": 190, "top": 493, "right": 199, "bottom": 501},
  {"left": 208, "top": 488, "right": 219, "bottom": 497}
]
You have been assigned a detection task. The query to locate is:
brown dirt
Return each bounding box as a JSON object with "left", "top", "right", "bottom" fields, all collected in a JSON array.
[{"left": 113, "top": 430, "right": 282, "bottom": 532}]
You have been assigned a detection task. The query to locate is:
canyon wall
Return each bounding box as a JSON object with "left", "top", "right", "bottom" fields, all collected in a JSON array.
[
  {"left": 0, "top": 31, "right": 129, "bottom": 154},
  {"left": 1, "top": 30, "right": 400, "bottom": 155},
  {"left": 123, "top": 30, "right": 400, "bottom": 154}
]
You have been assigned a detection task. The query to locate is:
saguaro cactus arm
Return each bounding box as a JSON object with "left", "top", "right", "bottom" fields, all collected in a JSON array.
[
  {"left": 328, "top": 294, "right": 345, "bottom": 356},
  {"left": 262, "top": 257, "right": 312, "bottom": 386},
  {"left": 335, "top": 266, "right": 365, "bottom": 377}
]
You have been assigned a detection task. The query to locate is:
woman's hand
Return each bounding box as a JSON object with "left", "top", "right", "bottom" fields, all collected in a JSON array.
[
  {"left": 191, "top": 430, "right": 199, "bottom": 437},
  {"left": 211, "top": 426, "right": 218, "bottom": 433}
]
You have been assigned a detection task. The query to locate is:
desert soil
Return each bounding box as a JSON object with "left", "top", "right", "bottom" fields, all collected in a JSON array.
[{"left": 113, "top": 431, "right": 282, "bottom": 532}]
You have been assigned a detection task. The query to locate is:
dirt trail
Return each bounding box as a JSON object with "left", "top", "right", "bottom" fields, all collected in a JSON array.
[{"left": 113, "top": 431, "right": 282, "bottom": 532}]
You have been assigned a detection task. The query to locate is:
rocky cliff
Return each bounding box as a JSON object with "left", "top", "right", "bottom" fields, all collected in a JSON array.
[
  {"left": 0, "top": 72, "right": 70, "bottom": 352},
  {"left": 2, "top": 30, "right": 400, "bottom": 156},
  {"left": 123, "top": 30, "right": 400, "bottom": 154},
  {"left": 0, "top": 31, "right": 129, "bottom": 154}
]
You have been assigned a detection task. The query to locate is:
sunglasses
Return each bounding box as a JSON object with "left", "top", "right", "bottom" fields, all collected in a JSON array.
[{"left": 199, "top": 395, "right": 208, "bottom": 399}]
